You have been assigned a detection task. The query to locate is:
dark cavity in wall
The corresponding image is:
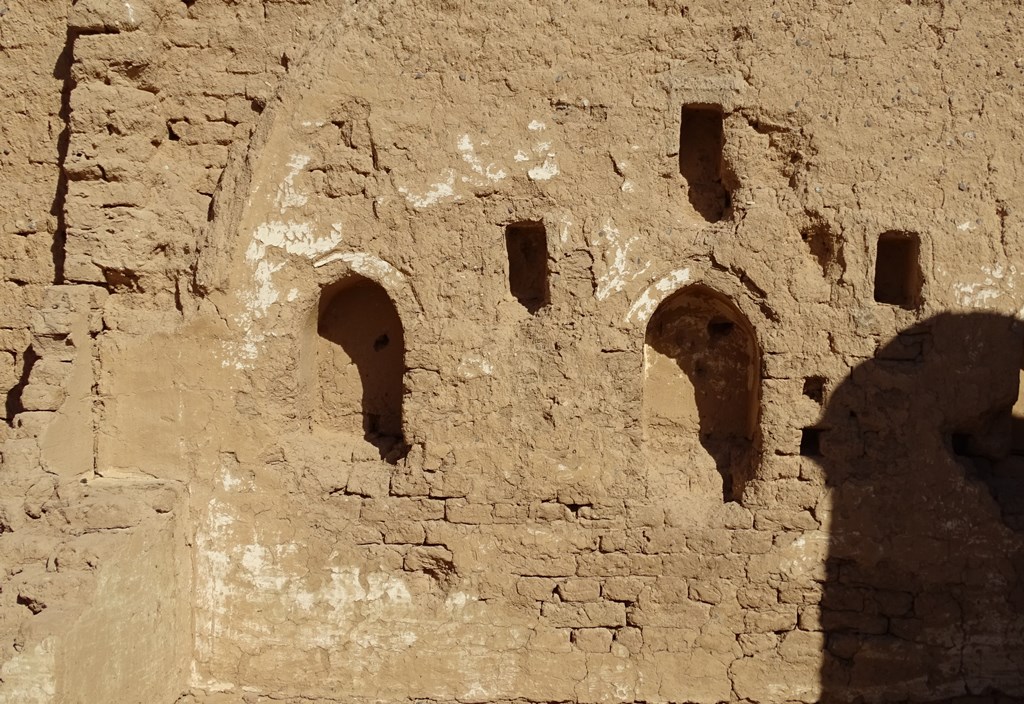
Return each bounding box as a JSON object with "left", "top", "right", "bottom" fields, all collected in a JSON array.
[
  {"left": 317, "top": 277, "right": 407, "bottom": 462},
  {"left": 505, "top": 221, "right": 549, "bottom": 313},
  {"left": 800, "top": 427, "right": 823, "bottom": 456},
  {"left": 644, "top": 285, "right": 759, "bottom": 502},
  {"left": 874, "top": 231, "right": 923, "bottom": 308},
  {"left": 803, "top": 376, "right": 827, "bottom": 404},
  {"left": 801, "top": 219, "right": 843, "bottom": 281},
  {"left": 50, "top": 29, "right": 76, "bottom": 284},
  {"left": 679, "top": 104, "right": 729, "bottom": 222}
]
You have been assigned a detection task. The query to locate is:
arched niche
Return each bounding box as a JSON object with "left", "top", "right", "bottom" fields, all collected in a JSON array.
[
  {"left": 643, "top": 284, "right": 760, "bottom": 502},
  {"left": 315, "top": 275, "right": 406, "bottom": 458}
]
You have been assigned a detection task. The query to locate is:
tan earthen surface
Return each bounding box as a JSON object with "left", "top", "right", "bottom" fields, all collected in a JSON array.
[{"left": 3, "top": 1, "right": 1024, "bottom": 702}]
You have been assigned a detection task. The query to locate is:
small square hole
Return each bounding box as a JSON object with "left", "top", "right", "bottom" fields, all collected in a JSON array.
[
  {"left": 802, "top": 376, "right": 826, "bottom": 404},
  {"left": 800, "top": 428, "right": 823, "bottom": 457}
]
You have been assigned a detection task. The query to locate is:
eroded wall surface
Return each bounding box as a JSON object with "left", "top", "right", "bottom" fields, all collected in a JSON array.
[{"left": 4, "top": 0, "right": 1024, "bottom": 702}]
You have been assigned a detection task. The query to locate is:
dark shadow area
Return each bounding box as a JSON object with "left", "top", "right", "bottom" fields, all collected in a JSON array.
[
  {"left": 505, "top": 221, "right": 549, "bottom": 313},
  {"left": 317, "top": 277, "right": 407, "bottom": 462},
  {"left": 644, "top": 285, "right": 759, "bottom": 502},
  {"left": 679, "top": 104, "right": 729, "bottom": 223},
  {"left": 50, "top": 30, "right": 75, "bottom": 285},
  {"left": 819, "top": 312, "right": 1024, "bottom": 702},
  {"left": 4, "top": 345, "right": 39, "bottom": 424}
]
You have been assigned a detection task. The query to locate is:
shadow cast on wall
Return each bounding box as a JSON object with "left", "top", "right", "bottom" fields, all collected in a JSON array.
[{"left": 819, "top": 312, "right": 1024, "bottom": 702}]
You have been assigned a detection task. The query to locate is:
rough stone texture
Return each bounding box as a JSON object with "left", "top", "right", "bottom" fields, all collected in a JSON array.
[{"left": 3, "top": 0, "right": 1024, "bottom": 702}]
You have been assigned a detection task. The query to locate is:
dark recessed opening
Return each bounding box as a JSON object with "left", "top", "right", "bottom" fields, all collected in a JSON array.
[
  {"left": 707, "top": 317, "right": 735, "bottom": 339},
  {"left": 317, "top": 278, "right": 407, "bottom": 463},
  {"left": 873, "top": 231, "right": 922, "bottom": 308},
  {"left": 951, "top": 432, "right": 972, "bottom": 457},
  {"left": 800, "top": 427, "right": 823, "bottom": 456},
  {"left": 506, "top": 221, "right": 549, "bottom": 313},
  {"left": 644, "top": 285, "right": 760, "bottom": 504},
  {"left": 803, "top": 376, "right": 826, "bottom": 404},
  {"left": 679, "top": 104, "right": 729, "bottom": 223}
]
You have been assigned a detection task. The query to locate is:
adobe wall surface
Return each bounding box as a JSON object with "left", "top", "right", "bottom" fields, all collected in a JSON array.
[{"left": 3, "top": 1, "right": 1024, "bottom": 702}]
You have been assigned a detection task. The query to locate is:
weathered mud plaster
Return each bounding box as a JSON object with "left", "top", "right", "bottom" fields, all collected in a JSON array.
[{"left": 4, "top": 1, "right": 1024, "bottom": 703}]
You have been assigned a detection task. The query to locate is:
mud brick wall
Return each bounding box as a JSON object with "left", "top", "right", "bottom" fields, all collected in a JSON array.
[{"left": 3, "top": 1, "right": 1024, "bottom": 703}]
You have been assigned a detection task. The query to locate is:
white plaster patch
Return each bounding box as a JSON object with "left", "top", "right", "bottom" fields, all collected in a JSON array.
[
  {"left": 0, "top": 638, "right": 56, "bottom": 704},
  {"left": 194, "top": 494, "right": 419, "bottom": 661},
  {"left": 193, "top": 497, "right": 238, "bottom": 666},
  {"left": 219, "top": 465, "right": 252, "bottom": 493},
  {"left": 275, "top": 154, "right": 311, "bottom": 211},
  {"left": 559, "top": 216, "right": 572, "bottom": 244},
  {"left": 398, "top": 171, "right": 458, "bottom": 209},
  {"left": 626, "top": 268, "right": 693, "bottom": 324},
  {"left": 241, "top": 543, "right": 291, "bottom": 591},
  {"left": 621, "top": 179, "right": 635, "bottom": 193},
  {"left": 514, "top": 150, "right": 530, "bottom": 162},
  {"left": 313, "top": 252, "right": 407, "bottom": 293},
  {"left": 528, "top": 120, "right": 546, "bottom": 131},
  {"left": 953, "top": 264, "right": 1017, "bottom": 308},
  {"left": 457, "top": 134, "right": 507, "bottom": 182},
  {"left": 249, "top": 220, "right": 342, "bottom": 261},
  {"left": 457, "top": 355, "right": 495, "bottom": 379},
  {"left": 189, "top": 662, "right": 235, "bottom": 693},
  {"left": 776, "top": 532, "right": 828, "bottom": 579},
  {"left": 365, "top": 572, "right": 413, "bottom": 604},
  {"left": 222, "top": 221, "right": 343, "bottom": 369},
  {"left": 246, "top": 258, "right": 284, "bottom": 317},
  {"left": 123, "top": 1, "right": 136, "bottom": 24},
  {"left": 445, "top": 591, "right": 473, "bottom": 611},
  {"left": 528, "top": 159, "right": 559, "bottom": 181},
  {"left": 592, "top": 220, "right": 650, "bottom": 301}
]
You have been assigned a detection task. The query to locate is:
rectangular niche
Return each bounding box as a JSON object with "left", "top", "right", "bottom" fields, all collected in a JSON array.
[
  {"left": 873, "top": 231, "right": 923, "bottom": 308},
  {"left": 505, "top": 221, "right": 549, "bottom": 313},
  {"left": 679, "top": 104, "right": 729, "bottom": 223}
]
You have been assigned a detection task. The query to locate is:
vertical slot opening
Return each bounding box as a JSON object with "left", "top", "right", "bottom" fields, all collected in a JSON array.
[
  {"left": 873, "top": 231, "right": 923, "bottom": 308},
  {"left": 679, "top": 104, "right": 729, "bottom": 223},
  {"left": 506, "top": 221, "right": 549, "bottom": 313}
]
